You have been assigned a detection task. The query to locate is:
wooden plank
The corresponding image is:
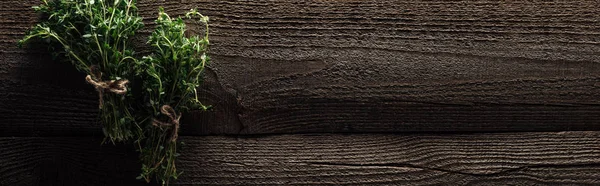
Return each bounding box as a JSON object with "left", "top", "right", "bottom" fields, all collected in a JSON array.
[
  {"left": 2, "top": 0, "right": 600, "bottom": 136},
  {"left": 177, "top": 132, "right": 600, "bottom": 185},
  {"left": 0, "top": 137, "right": 150, "bottom": 186},
  {"left": 2, "top": 132, "right": 600, "bottom": 185}
]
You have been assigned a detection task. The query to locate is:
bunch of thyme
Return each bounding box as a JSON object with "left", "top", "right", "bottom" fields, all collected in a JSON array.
[
  {"left": 136, "top": 7, "right": 210, "bottom": 184},
  {"left": 19, "top": 0, "right": 210, "bottom": 184},
  {"left": 19, "top": 0, "right": 144, "bottom": 143}
]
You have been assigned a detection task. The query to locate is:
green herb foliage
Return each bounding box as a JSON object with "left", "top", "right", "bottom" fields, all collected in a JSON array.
[
  {"left": 19, "top": 0, "right": 144, "bottom": 143},
  {"left": 19, "top": 0, "right": 210, "bottom": 185},
  {"left": 136, "top": 7, "right": 210, "bottom": 184}
]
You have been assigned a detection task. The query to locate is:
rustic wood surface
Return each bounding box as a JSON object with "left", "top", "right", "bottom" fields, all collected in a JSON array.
[
  {"left": 1, "top": 0, "right": 599, "bottom": 136},
  {"left": 0, "top": 137, "right": 147, "bottom": 186},
  {"left": 1, "top": 0, "right": 600, "bottom": 185},
  {"left": 1, "top": 132, "right": 600, "bottom": 185}
]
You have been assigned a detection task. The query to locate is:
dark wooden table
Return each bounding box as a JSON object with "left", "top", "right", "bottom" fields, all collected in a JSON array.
[{"left": 1, "top": 0, "right": 599, "bottom": 185}]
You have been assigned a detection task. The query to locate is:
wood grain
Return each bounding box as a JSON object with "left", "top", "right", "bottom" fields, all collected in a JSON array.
[
  {"left": 2, "top": 0, "right": 600, "bottom": 135},
  {"left": 177, "top": 132, "right": 600, "bottom": 185},
  {"left": 2, "top": 132, "right": 599, "bottom": 185}
]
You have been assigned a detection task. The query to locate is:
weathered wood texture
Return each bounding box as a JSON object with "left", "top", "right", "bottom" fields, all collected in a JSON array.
[
  {"left": 1, "top": 0, "right": 599, "bottom": 136},
  {"left": 2, "top": 1, "right": 600, "bottom": 186},
  {"left": 2, "top": 132, "right": 600, "bottom": 185}
]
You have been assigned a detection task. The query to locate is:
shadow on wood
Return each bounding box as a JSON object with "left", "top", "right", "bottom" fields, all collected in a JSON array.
[{"left": 0, "top": 137, "right": 154, "bottom": 186}]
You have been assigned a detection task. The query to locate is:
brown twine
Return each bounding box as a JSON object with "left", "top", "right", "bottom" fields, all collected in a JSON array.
[
  {"left": 85, "top": 65, "right": 129, "bottom": 109},
  {"left": 152, "top": 105, "right": 181, "bottom": 142}
]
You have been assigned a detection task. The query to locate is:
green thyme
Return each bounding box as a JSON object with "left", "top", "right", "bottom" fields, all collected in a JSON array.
[
  {"left": 136, "top": 7, "right": 210, "bottom": 184},
  {"left": 19, "top": 0, "right": 144, "bottom": 143},
  {"left": 19, "top": 0, "right": 211, "bottom": 185}
]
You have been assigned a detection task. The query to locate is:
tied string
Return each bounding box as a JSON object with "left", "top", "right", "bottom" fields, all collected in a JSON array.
[
  {"left": 152, "top": 105, "right": 181, "bottom": 142},
  {"left": 85, "top": 65, "right": 129, "bottom": 109}
]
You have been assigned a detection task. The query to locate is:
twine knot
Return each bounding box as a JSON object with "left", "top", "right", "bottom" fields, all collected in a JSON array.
[
  {"left": 152, "top": 105, "right": 181, "bottom": 142},
  {"left": 85, "top": 65, "right": 129, "bottom": 109}
]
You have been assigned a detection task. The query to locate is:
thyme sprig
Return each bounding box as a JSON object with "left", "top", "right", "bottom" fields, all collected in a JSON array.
[
  {"left": 19, "top": 0, "right": 144, "bottom": 143},
  {"left": 19, "top": 0, "right": 210, "bottom": 185},
  {"left": 136, "top": 7, "right": 210, "bottom": 184}
]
